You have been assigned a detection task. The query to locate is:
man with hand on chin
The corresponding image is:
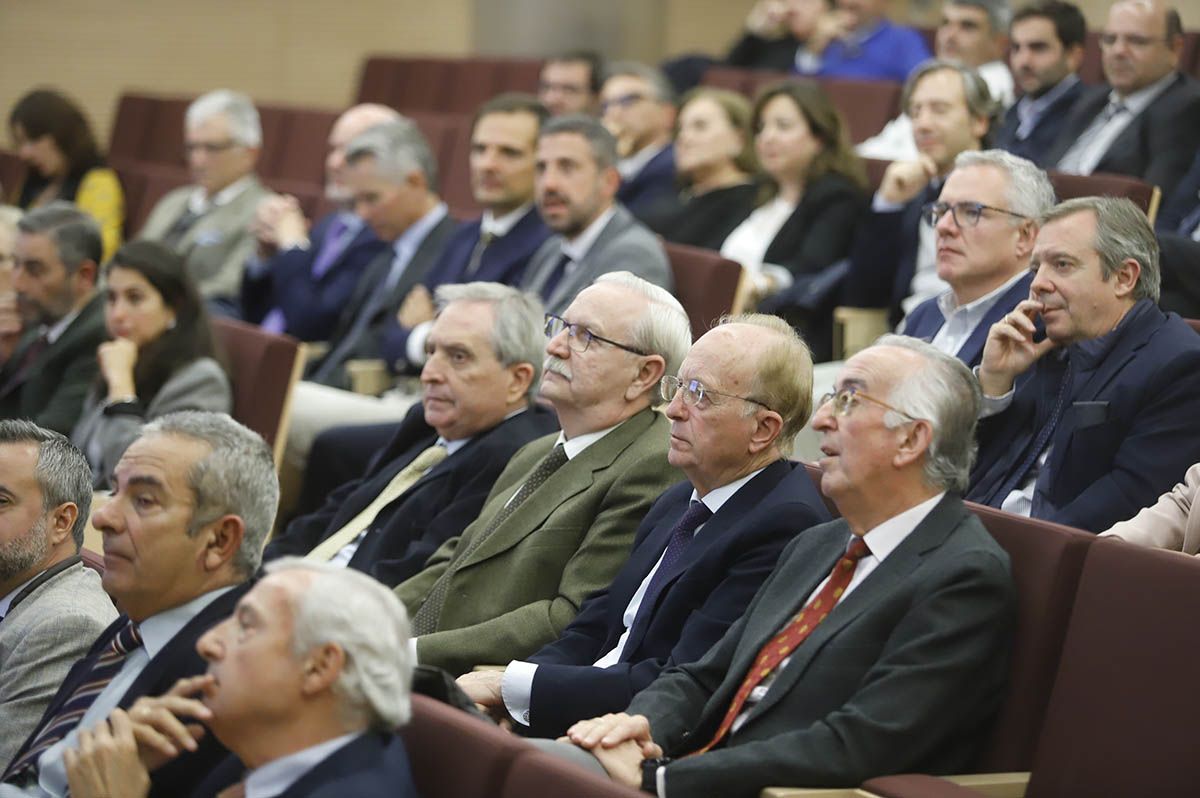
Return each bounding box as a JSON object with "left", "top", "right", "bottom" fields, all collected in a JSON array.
[{"left": 967, "top": 196, "right": 1200, "bottom": 532}]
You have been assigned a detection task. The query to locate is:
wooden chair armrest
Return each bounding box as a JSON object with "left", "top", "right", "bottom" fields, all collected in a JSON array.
[
  {"left": 301, "top": 340, "right": 329, "bottom": 364},
  {"left": 862, "top": 772, "right": 1030, "bottom": 798},
  {"left": 471, "top": 664, "right": 507, "bottom": 672},
  {"left": 345, "top": 358, "right": 391, "bottom": 395},
  {"left": 761, "top": 788, "right": 881, "bottom": 797},
  {"left": 832, "top": 306, "right": 890, "bottom": 360}
]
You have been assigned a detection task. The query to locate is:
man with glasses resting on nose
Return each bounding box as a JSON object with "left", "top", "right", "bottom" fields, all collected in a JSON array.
[
  {"left": 392, "top": 272, "right": 687, "bottom": 676},
  {"left": 546, "top": 335, "right": 1014, "bottom": 797},
  {"left": 900, "top": 150, "right": 1056, "bottom": 369},
  {"left": 458, "top": 314, "right": 830, "bottom": 738}
]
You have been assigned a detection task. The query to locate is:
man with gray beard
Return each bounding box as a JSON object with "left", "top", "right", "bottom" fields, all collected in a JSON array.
[{"left": 0, "top": 421, "right": 116, "bottom": 770}]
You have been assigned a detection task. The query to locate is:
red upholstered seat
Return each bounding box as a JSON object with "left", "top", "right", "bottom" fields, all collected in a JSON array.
[
  {"left": 501, "top": 749, "right": 647, "bottom": 798},
  {"left": 663, "top": 242, "right": 743, "bottom": 339}
]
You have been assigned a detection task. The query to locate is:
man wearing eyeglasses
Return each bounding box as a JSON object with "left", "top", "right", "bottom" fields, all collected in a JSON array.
[
  {"left": 138, "top": 90, "right": 272, "bottom": 313},
  {"left": 968, "top": 196, "right": 1200, "bottom": 533},
  {"left": 1045, "top": 0, "right": 1200, "bottom": 198},
  {"left": 554, "top": 335, "right": 1014, "bottom": 796},
  {"left": 521, "top": 116, "right": 671, "bottom": 315},
  {"left": 393, "top": 272, "right": 687, "bottom": 675},
  {"left": 600, "top": 63, "right": 678, "bottom": 221},
  {"left": 457, "top": 314, "right": 830, "bottom": 737},
  {"left": 900, "top": 149, "right": 1055, "bottom": 368}
]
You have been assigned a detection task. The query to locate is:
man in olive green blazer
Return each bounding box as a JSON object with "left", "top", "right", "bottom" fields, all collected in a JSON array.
[{"left": 395, "top": 273, "right": 692, "bottom": 675}]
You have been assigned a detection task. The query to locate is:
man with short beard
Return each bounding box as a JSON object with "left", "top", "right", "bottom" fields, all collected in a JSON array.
[{"left": 0, "top": 422, "right": 116, "bottom": 771}]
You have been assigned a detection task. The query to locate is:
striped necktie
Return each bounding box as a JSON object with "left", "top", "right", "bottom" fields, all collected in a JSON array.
[
  {"left": 5, "top": 619, "right": 143, "bottom": 782},
  {"left": 410, "top": 443, "right": 568, "bottom": 635}
]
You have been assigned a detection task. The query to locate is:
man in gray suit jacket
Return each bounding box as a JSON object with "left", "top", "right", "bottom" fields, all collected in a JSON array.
[
  {"left": 520, "top": 115, "right": 671, "bottom": 315},
  {"left": 562, "top": 335, "right": 1015, "bottom": 797},
  {"left": 138, "top": 90, "right": 273, "bottom": 310},
  {"left": 0, "top": 421, "right": 116, "bottom": 771}
]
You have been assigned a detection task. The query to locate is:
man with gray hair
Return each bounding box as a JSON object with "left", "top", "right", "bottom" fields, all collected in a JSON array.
[
  {"left": 560, "top": 334, "right": 1014, "bottom": 795},
  {"left": 0, "top": 421, "right": 116, "bottom": 771},
  {"left": 139, "top": 89, "right": 273, "bottom": 310},
  {"left": 265, "top": 282, "right": 558, "bottom": 586},
  {"left": 60, "top": 559, "right": 420, "bottom": 798},
  {"left": 968, "top": 196, "right": 1200, "bottom": 532},
  {"left": 1, "top": 411, "right": 279, "bottom": 798},
  {"left": 520, "top": 115, "right": 671, "bottom": 315},
  {"left": 458, "top": 313, "right": 831, "bottom": 738},
  {"left": 395, "top": 271, "right": 687, "bottom": 675},
  {"left": 0, "top": 203, "right": 105, "bottom": 434},
  {"left": 846, "top": 60, "right": 995, "bottom": 325},
  {"left": 600, "top": 62, "right": 678, "bottom": 220},
  {"left": 859, "top": 0, "right": 1014, "bottom": 160},
  {"left": 901, "top": 149, "right": 1054, "bottom": 367}
]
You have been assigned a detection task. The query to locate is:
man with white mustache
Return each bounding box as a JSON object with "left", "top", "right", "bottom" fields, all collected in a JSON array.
[
  {"left": 520, "top": 115, "right": 671, "bottom": 316},
  {"left": 393, "top": 271, "right": 687, "bottom": 676}
]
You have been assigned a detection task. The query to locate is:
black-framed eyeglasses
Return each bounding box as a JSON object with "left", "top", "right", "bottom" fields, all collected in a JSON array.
[
  {"left": 544, "top": 313, "right": 648, "bottom": 356},
  {"left": 600, "top": 93, "right": 651, "bottom": 113},
  {"left": 817, "top": 387, "right": 920, "bottom": 422},
  {"left": 923, "top": 201, "right": 1029, "bottom": 228},
  {"left": 661, "top": 375, "right": 773, "bottom": 412}
]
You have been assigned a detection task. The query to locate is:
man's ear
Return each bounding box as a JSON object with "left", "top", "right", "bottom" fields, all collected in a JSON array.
[
  {"left": 893, "top": 419, "right": 933, "bottom": 471},
  {"left": 1110, "top": 257, "right": 1142, "bottom": 299},
  {"left": 301, "top": 642, "right": 345, "bottom": 696},
  {"left": 626, "top": 354, "right": 666, "bottom": 403},
  {"left": 47, "top": 502, "right": 79, "bottom": 548},
  {"left": 201, "top": 514, "right": 247, "bottom": 572}
]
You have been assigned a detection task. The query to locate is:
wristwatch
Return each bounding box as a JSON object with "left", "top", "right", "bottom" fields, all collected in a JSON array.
[{"left": 641, "top": 757, "right": 672, "bottom": 793}]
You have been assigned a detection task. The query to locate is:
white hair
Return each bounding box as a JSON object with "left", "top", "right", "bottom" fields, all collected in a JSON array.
[
  {"left": 186, "top": 89, "right": 262, "bottom": 147},
  {"left": 954, "top": 149, "right": 1056, "bottom": 220},
  {"left": 267, "top": 558, "right": 414, "bottom": 730},
  {"left": 593, "top": 271, "right": 692, "bottom": 404}
]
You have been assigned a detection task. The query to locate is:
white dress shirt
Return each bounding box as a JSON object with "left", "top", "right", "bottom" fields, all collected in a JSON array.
[
  {"left": 926, "top": 271, "right": 1027, "bottom": 356},
  {"left": 720, "top": 196, "right": 798, "bottom": 292},
  {"left": 1055, "top": 71, "right": 1177, "bottom": 175}
]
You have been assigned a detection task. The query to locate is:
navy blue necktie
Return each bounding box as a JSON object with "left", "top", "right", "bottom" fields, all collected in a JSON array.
[
  {"left": 539, "top": 252, "right": 573, "bottom": 303},
  {"left": 989, "top": 352, "right": 1073, "bottom": 508},
  {"left": 623, "top": 500, "right": 713, "bottom": 656}
]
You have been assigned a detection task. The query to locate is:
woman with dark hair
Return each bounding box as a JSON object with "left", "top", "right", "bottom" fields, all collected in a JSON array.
[
  {"left": 646, "top": 88, "right": 759, "bottom": 251},
  {"left": 70, "top": 240, "right": 231, "bottom": 486},
  {"left": 8, "top": 88, "right": 125, "bottom": 261},
  {"left": 720, "top": 80, "right": 868, "bottom": 360}
]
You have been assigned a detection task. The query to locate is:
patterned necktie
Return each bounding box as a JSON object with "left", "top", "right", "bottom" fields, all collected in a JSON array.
[
  {"left": 410, "top": 443, "right": 569, "bottom": 635},
  {"left": 624, "top": 501, "right": 713, "bottom": 650},
  {"left": 161, "top": 206, "right": 205, "bottom": 250},
  {"left": 5, "top": 619, "right": 143, "bottom": 782},
  {"left": 311, "top": 217, "right": 353, "bottom": 280},
  {"left": 693, "top": 537, "right": 871, "bottom": 754},
  {"left": 0, "top": 333, "right": 49, "bottom": 395},
  {"left": 988, "top": 351, "right": 1073, "bottom": 508},
  {"left": 307, "top": 444, "right": 448, "bottom": 562}
]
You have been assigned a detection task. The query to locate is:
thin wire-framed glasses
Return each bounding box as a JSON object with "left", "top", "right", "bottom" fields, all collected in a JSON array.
[
  {"left": 923, "top": 201, "right": 1029, "bottom": 228},
  {"left": 544, "top": 313, "right": 648, "bottom": 356},
  {"left": 660, "top": 375, "right": 773, "bottom": 412},
  {"left": 817, "top": 387, "right": 919, "bottom": 422}
]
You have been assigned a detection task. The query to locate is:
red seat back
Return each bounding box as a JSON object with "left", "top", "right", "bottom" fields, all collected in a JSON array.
[
  {"left": 663, "top": 242, "right": 743, "bottom": 339},
  {"left": 209, "top": 318, "right": 301, "bottom": 457},
  {"left": 501, "top": 749, "right": 646, "bottom": 798}
]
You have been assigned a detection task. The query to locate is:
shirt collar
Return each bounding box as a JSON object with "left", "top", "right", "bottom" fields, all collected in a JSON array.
[
  {"left": 858, "top": 492, "right": 946, "bottom": 562},
  {"left": 1111, "top": 71, "right": 1177, "bottom": 110},
  {"left": 617, "top": 142, "right": 668, "bottom": 181},
  {"left": 393, "top": 202, "right": 449, "bottom": 258},
  {"left": 0, "top": 572, "right": 40, "bottom": 617},
  {"left": 555, "top": 420, "right": 622, "bottom": 460},
  {"left": 439, "top": 408, "right": 526, "bottom": 455},
  {"left": 188, "top": 174, "right": 255, "bottom": 214},
  {"left": 43, "top": 303, "right": 84, "bottom": 344},
  {"left": 561, "top": 206, "right": 617, "bottom": 262},
  {"left": 481, "top": 203, "right": 533, "bottom": 238},
  {"left": 138, "top": 585, "right": 237, "bottom": 659},
  {"left": 1070, "top": 297, "right": 1153, "bottom": 371},
  {"left": 689, "top": 466, "right": 769, "bottom": 513},
  {"left": 937, "top": 270, "right": 1028, "bottom": 323},
  {"left": 244, "top": 732, "right": 361, "bottom": 798},
  {"left": 1017, "top": 74, "right": 1081, "bottom": 123}
]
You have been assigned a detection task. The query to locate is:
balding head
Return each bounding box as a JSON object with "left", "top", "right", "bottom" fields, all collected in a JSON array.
[
  {"left": 326, "top": 103, "right": 402, "bottom": 201},
  {"left": 1102, "top": 0, "right": 1183, "bottom": 95}
]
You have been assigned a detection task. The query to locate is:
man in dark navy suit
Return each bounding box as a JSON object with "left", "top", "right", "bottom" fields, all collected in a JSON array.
[
  {"left": 968, "top": 196, "right": 1200, "bottom": 532},
  {"left": 0, "top": 412, "right": 278, "bottom": 798},
  {"left": 901, "top": 149, "right": 1054, "bottom": 368},
  {"left": 1154, "top": 150, "right": 1200, "bottom": 317},
  {"left": 458, "top": 314, "right": 829, "bottom": 737},
  {"left": 600, "top": 63, "right": 678, "bottom": 222},
  {"left": 59, "top": 560, "right": 420, "bottom": 798},
  {"left": 241, "top": 104, "right": 399, "bottom": 341},
  {"left": 380, "top": 93, "right": 552, "bottom": 375},
  {"left": 265, "top": 282, "right": 557, "bottom": 587},
  {"left": 993, "top": 0, "right": 1087, "bottom": 165}
]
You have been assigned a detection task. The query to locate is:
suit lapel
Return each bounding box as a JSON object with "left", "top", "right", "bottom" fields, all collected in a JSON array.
[
  {"left": 547, "top": 207, "right": 630, "bottom": 310},
  {"left": 957, "top": 274, "right": 1033, "bottom": 367}
]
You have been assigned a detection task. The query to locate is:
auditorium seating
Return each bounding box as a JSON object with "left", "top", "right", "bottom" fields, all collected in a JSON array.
[
  {"left": 862, "top": 538, "right": 1200, "bottom": 798},
  {"left": 1047, "top": 170, "right": 1160, "bottom": 224},
  {"left": 663, "top": 241, "right": 744, "bottom": 338},
  {"left": 0, "top": 149, "right": 27, "bottom": 201},
  {"left": 356, "top": 55, "right": 543, "bottom": 113}
]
